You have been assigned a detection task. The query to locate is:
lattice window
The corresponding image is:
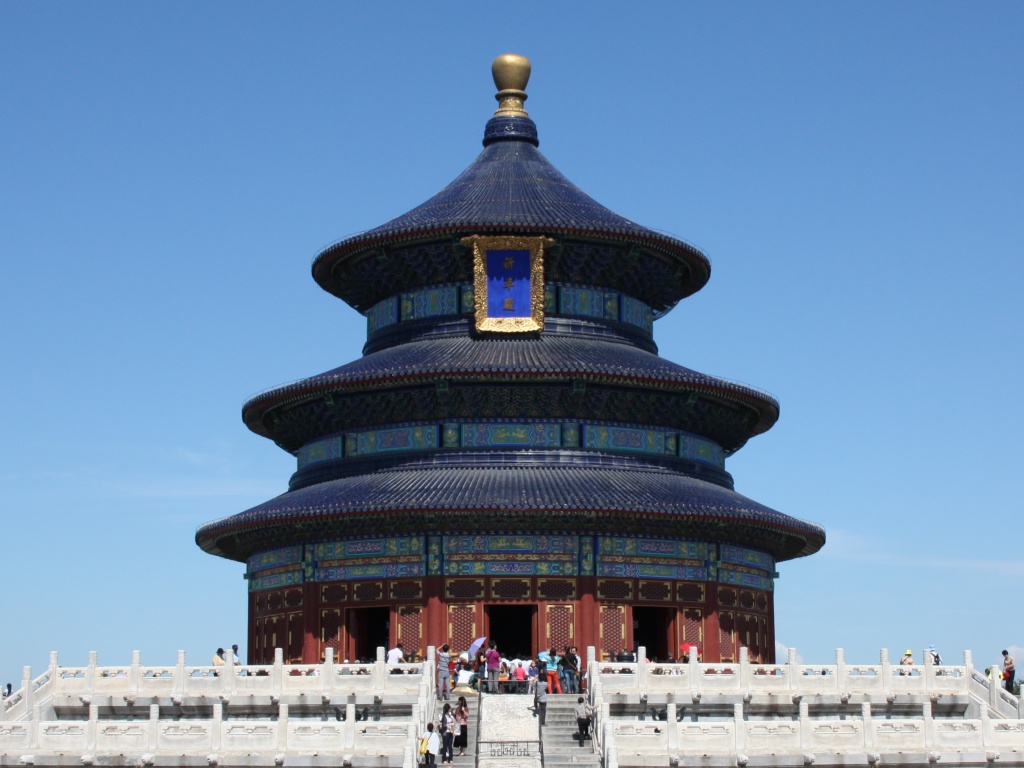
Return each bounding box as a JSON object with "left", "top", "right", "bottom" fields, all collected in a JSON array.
[
  {"left": 682, "top": 608, "right": 702, "bottom": 646},
  {"left": 264, "top": 615, "right": 284, "bottom": 662},
  {"left": 287, "top": 612, "right": 304, "bottom": 662},
  {"left": 491, "top": 579, "right": 531, "bottom": 600},
  {"left": 756, "top": 593, "right": 768, "bottom": 612},
  {"left": 398, "top": 606, "right": 422, "bottom": 654},
  {"left": 677, "top": 583, "right": 704, "bottom": 603},
  {"left": 353, "top": 582, "right": 383, "bottom": 602},
  {"left": 597, "top": 579, "right": 632, "bottom": 601},
  {"left": 537, "top": 579, "right": 575, "bottom": 600},
  {"left": 268, "top": 591, "right": 283, "bottom": 611},
  {"left": 719, "top": 611, "right": 735, "bottom": 662},
  {"left": 255, "top": 595, "right": 266, "bottom": 614},
  {"left": 599, "top": 605, "right": 625, "bottom": 659},
  {"left": 446, "top": 579, "right": 485, "bottom": 600},
  {"left": 545, "top": 605, "right": 573, "bottom": 650},
  {"left": 718, "top": 588, "right": 737, "bottom": 606},
  {"left": 285, "top": 589, "right": 303, "bottom": 608},
  {"left": 448, "top": 605, "right": 476, "bottom": 653},
  {"left": 638, "top": 581, "right": 671, "bottom": 602},
  {"left": 322, "top": 584, "right": 347, "bottom": 603},
  {"left": 320, "top": 609, "right": 342, "bottom": 653},
  {"left": 390, "top": 581, "right": 423, "bottom": 600},
  {"left": 739, "top": 590, "right": 755, "bottom": 609}
]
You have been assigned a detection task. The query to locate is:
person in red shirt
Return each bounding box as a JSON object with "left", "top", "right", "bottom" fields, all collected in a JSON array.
[{"left": 485, "top": 642, "right": 502, "bottom": 694}]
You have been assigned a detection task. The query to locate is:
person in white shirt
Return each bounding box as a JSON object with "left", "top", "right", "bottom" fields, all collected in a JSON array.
[{"left": 387, "top": 643, "right": 405, "bottom": 665}]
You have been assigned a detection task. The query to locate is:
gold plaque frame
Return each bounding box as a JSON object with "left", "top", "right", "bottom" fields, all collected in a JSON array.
[{"left": 463, "top": 235, "right": 551, "bottom": 333}]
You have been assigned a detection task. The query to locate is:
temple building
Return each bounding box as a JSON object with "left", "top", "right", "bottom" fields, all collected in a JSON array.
[{"left": 195, "top": 54, "right": 825, "bottom": 665}]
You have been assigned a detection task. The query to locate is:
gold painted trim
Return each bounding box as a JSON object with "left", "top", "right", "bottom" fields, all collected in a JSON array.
[{"left": 463, "top": 235, "right": 552, "bottom": 333}]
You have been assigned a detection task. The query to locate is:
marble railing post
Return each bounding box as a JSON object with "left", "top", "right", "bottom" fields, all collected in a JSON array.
[
  {"left": 223, "top": 647, "right": 237, "bottom": 695},
  {"left": 879, "top": 649, "right": 891, "bottom": 697},
  {"left": 586, "top": 646, "right": 596, "bottom": 698},
  {"left": 922, "top": 700, "right": 934, "bottom": 748},
  {"left": 130, "top": 650, "right": 141, "bottom": 695},
  {"left": 21, "top": 666, "right": 33, "bottom": 715},
  {"left": 174, "top": 651, "right": 186, "bottom": 697},
  {"left": 86, "top": 702, "right": 99, "bottom": 750},
  {"left": 345, "top": 703, "right": 356, "bottom": 748},
  {"left": 798, "top": 700, "right": 809, "bottom": 750},
  {"left": 272, "top": 648, "right": 284, "bottom": 690},
  {"left": 666, "top": 699, "right": 677, "bottom": 750},
  {"left": 375, "top": 646, "right": 386, "bottom": 691},
  {"left": 733, "top": 702, "right": 745, "bottom": 752},
  {"left": 604, "top": 722, "right": 618, "bottom": 768},
  {"left": 406, "top": 723, "right": 417, "bottom": 768},
  {"left": 980, "top": 703, "right": 991, "bottom": 748},
  {"left": 836, "top": 648, "right": 847, "bottom": 692},
  {"left": 739, "top": 647, "right": 750, "bottom": 689},
  {"left": 148, "top": 704, "right": 160, "bottom": 751},
  {"left": 48, "top": 652, "right": 59, "bottom": 698},
  {"left": 989, "top": 662, "right": 1001, "bottom": 711},
  {"left": 211, "top": 700, "right": 222, "bottom": 751},
  {"left": 85, "top": 652, "right": 98, "bottom": 691},
  {"left": 688, "top": 644, "right": 699, "bottom": 698},
  {"left": 788, "top": 648, "right": 799, "bottom": 692},
  {"left": 861, "top": 702, "right": 873, "bottom": 748},
  {"left": 922, "top": 647, "right": 935, "bottom": 695},
  {"left": 637, "top": 646, "right": 647, "bottom": 692},
  {"left": 324, "top": 647, "right": 335, "bottom": 700},
  {"left": 277, "top": 702, "right": 288, "bottom": 751}
]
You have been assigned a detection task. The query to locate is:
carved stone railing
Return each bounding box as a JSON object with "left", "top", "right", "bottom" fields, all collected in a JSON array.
[
  {"left": 0, "top": 646, "right": 438, "bottom": 768},
  {"left": 587, "top": 646, "right": 1024, "bottom": 767}
]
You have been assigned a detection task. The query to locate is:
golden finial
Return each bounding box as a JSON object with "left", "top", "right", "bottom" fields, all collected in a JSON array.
[{"left": 492, "top": 54, "right": 531, "bottom": 117}]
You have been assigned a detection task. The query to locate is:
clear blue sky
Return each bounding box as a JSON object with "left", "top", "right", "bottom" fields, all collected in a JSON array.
[{"left": 1, "top": 2, "right": 1021, "bottom": 685}]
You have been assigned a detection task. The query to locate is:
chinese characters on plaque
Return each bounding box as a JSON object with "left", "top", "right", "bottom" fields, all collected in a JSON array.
[{"left": 463, "top": 235, "right": 551, "bottom": 333}]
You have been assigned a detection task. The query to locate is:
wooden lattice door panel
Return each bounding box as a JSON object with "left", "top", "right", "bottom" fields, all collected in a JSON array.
[
  {"left": 397, "top": 605, "right": 423, "bottom": 654},
  {"left": 599, "top": 605, "right": 625, "bottom": 660},
  {"left": 320, "top": 609, "right": 342, "bottom": 657},
  {"left": 287, "top": 611, "right": 304, "bottom": 662},
  {"left": 448, "top": 604, "right": 477, "bottom": 654},
  {"left": 718, "top": 611, "right": 735, "bottom": 662},
  {"left": 544, "top": 604, "right": 574, "bottom": 651},
  {"left": 681, "top": 607, "right": 703, "bottom": 648}
]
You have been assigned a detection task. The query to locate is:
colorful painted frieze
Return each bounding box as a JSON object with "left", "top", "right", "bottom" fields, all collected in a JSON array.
[
  {"left": 353, "top": 425, "right": 439, "bottom": 456},
  {"left": 366, "top": 295, "right": 399, "bottom": 335},
  {"left": 596, "top": 563, "right": 708, "bottom": 580},
  {"left": 248, "top": 545, "right": 303, "bottom": 572},
  {"left": 401, "top": 285, "right": 459, "bottom": 322},
  {"left": 461, "top": 423, "right": 560, "bottom": 448},
  {"left": 445, "top": 535, "right": 578, "bottom": 555},
  {"left": 314, "top": 537, "right": 423, "bottom": 561},
  {"left": 620, "top": 294, "right": 654, "bottom": 333},
  {"left": 598, "top": 537, "right": 712, "bottom": 561},
  {"left": 718, "top": 567, "right": 773, "bottom": 591},
  {"left": 297, "top": 436, "right": 343, "bottom": 469},
  {"left": 444, "top": 560, "right": 577, "bottom": 576},
  {"left": 584, "top": 425, "right": 665, "bottom": 455},
  {"left": 249, "top": 569, "right": 304, "bottom": 592},
  {"left": 316, "top": 563, "right": 426, "bottom": 582},
  {"left": 719, "top": 544, "right": 774, "bottom": 571}
]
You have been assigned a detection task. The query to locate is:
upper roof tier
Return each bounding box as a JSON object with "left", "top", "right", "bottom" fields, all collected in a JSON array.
[{"left": 312, "top": 55, "right": 711, "bottom": 315}]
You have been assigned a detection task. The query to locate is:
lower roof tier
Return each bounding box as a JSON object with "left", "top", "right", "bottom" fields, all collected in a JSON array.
[{"left": 195, "top": 463, "right": 825, "bottom": 564}]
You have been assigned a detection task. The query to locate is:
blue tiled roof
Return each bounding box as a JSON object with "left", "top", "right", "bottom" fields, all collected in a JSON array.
[
  {"left": 242, "top": 334, "right": 779, "bottom": 437},
  {"left": 311, "top": 115, "right": 710, "bottom": 310},
  {"left": 195, "top": 463, "right": 825, "bottom": 562}
]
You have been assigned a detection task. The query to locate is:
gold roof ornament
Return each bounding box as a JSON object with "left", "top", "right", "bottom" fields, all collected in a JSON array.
[{"left": 492, "top": 53, "right": 531, "bottom": 118}]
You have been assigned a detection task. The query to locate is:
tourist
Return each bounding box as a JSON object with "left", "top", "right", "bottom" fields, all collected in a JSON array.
[
  {"left": 899, "top": 649, "right": 913, "bottom": 675},
  {"left": 439, "top": 703, "right": 455, "bottom": 764},
  {"left": 485, "top": 642, "right": 501, "bottom": 694},
  {"left": 454, "top": 696, "right": 470, "bottom": 757},
  {"left": 527, "top": 659, "right": 539, "bottom": 694},
  {"left": 545, "top": 648, "right": 562, "bottom": 694},
  {"left": 513, "top": 659, "right": 527, "bottom": 693},
  {"left": 421, "top": 721, "right": 439, "bottom": 766},
  {"left": 2, "top": 683, "right": 11, "bottom": 699},
  {"left": 437, "top": 644, "right": 452, "bottom": 700},
  {"left": 212, "top": 648, "right": 225, "bottom": 676},
  {"left": 388, "top": 642, "right": 405, "bottom": 673},
  {"left": 1003, "top": 650, "right": 1015, "bottom": 692},
  {"left": 929, "top": 645, "right": 942, "bottom": 666},
  {"left": 563, "top": 646, "right": 580, "bottom": 694},
  {"left": 574, "top": 696, "right": 593, "bottom": 743},
  {"left": 534, "top": 675, "right": 548, "bottom": 726}
]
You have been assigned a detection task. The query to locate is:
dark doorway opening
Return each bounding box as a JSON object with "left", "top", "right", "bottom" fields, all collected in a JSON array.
[
  {"left": 348, "top": 606, "right": 390, "bottom": 663},
  {"left": 485, "top": 604, "right": 536, "bottom": 660},
  {"left": 632, "top": 606, "right": 675, "bottom": 662}
]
